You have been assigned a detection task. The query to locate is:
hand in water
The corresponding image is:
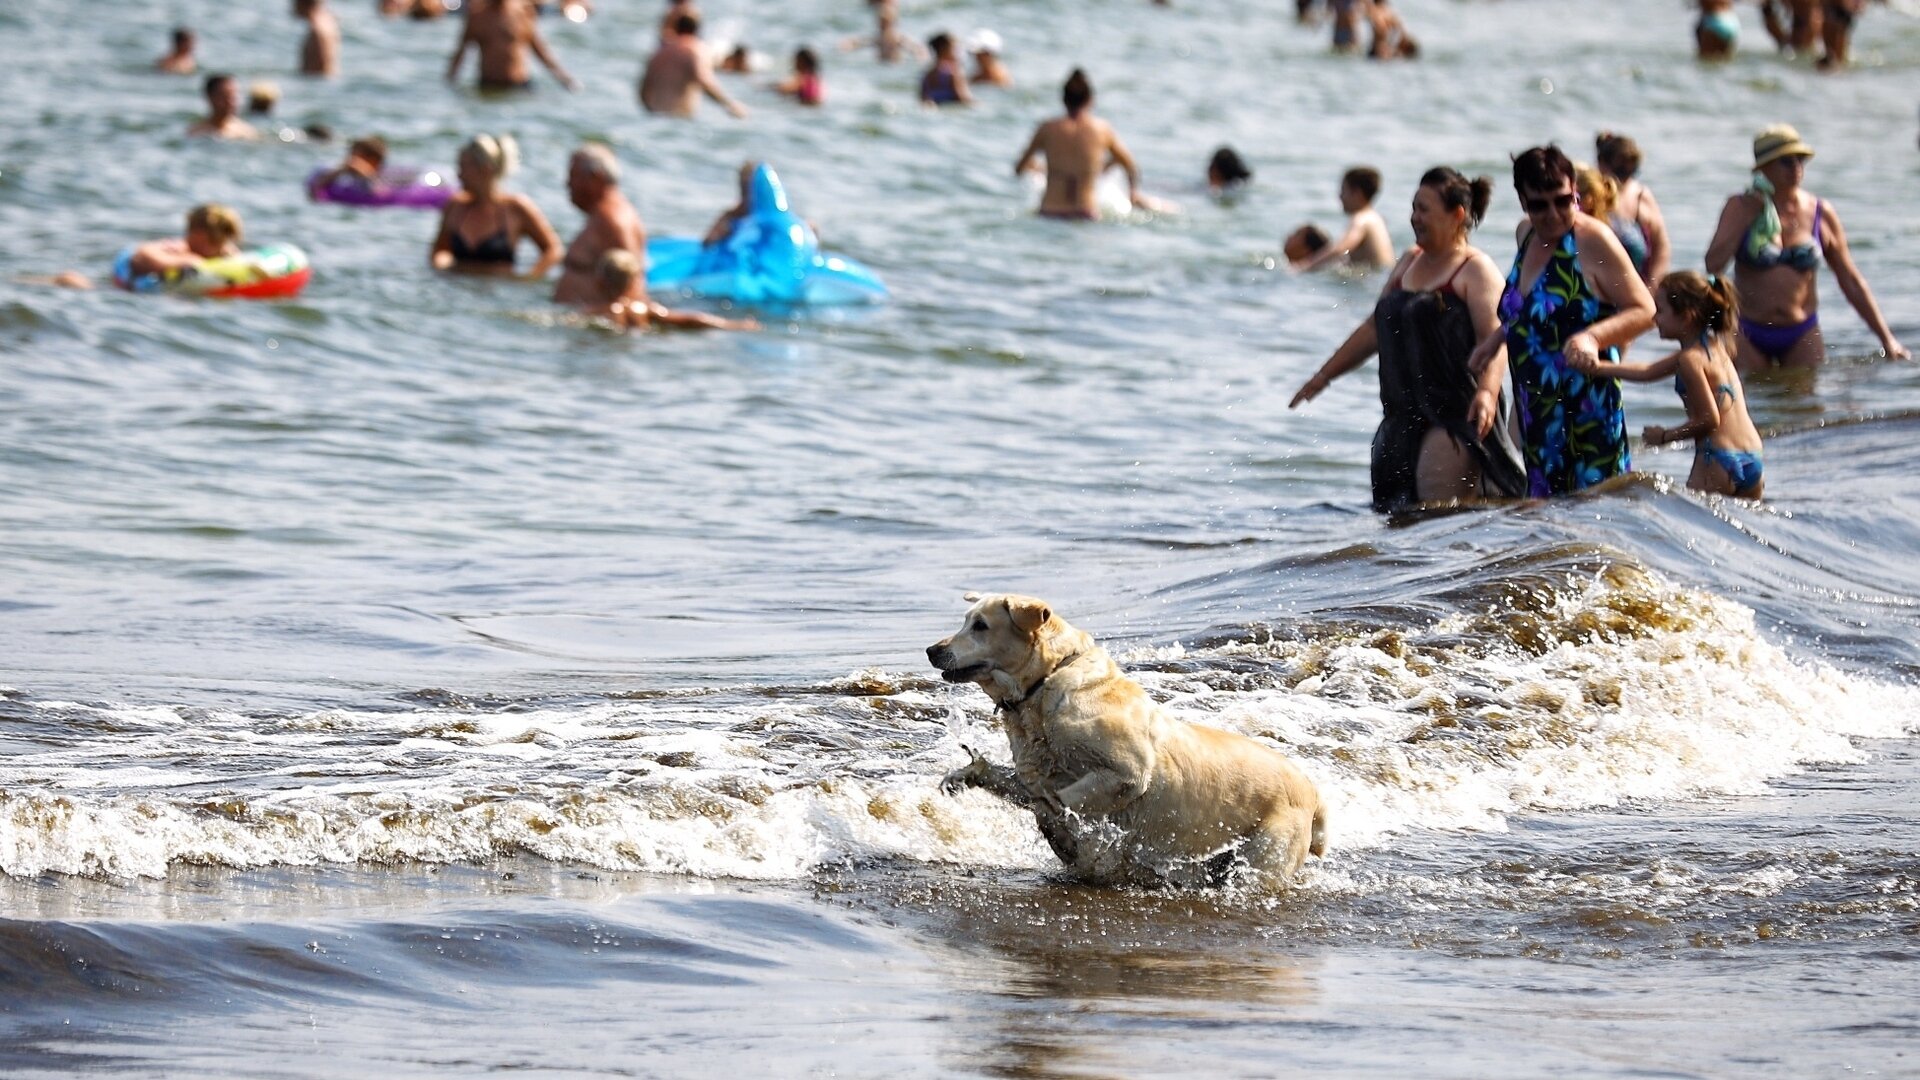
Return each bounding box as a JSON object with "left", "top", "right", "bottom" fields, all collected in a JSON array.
[{"left": 1886, "top": 340, "right": 1912, "bottom": 362}]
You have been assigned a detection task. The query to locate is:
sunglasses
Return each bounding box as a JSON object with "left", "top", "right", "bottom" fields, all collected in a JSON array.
[{"left": 1523, "top": 191, "right": 1576, "bottom": 214}]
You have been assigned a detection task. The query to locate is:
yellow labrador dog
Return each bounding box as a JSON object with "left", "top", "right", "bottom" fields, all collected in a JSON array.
[{"left": 928, "top": 593, "right": 1325, "bottom": 889}]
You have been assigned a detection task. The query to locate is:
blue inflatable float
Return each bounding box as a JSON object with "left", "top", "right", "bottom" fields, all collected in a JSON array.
[{"left": 645, "top": 165, "right": 887, "bottom": 307}]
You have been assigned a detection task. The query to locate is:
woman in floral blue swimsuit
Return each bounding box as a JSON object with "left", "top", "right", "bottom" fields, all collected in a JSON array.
[{"left": 1467, "top": 146, "right": 1655, "bottom": 497}]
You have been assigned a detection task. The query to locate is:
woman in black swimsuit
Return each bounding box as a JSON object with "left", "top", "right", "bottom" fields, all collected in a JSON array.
[
  {"left": 431, "top": 133, "right": 563, "bottom": 278},
  {"left": 1290, "top": 167, "right": 1525, "bottom": 512}
]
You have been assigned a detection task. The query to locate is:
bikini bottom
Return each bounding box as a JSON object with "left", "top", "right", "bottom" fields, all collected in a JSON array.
[
  {"left": 1738, "top": 312, "right": 1818, "bottom": 362},
  {"left": 1698, "top": 10, "right": 1740, "bottom": 44},
  {"left": 1700, "top": 440, "right": 1763, "bottom": 493}
]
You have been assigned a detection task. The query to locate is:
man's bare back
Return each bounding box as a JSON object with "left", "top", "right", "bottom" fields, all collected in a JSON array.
[{"left": 640, "top": 25, "right": 743, "bottom": 117}]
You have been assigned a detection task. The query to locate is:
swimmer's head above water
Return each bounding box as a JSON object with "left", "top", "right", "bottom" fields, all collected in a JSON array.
[
  {"left": 204, "top": 72, "right": 241, "bottom": 118},
  {"left": 461, "top": 133, "right": 520, "bottom": 181},
  {"left": 1208, "top": 146, "right": 1252, "bottom": 191},
  {"left": 1595, "top": 131, "right": 1642, "bottom": 181},
  {"left": 185, "top": 203, "right": 243, "bottom": 256},
  {"left": 1062, "top": 68, "right": 1092, "bottom": 114},
  {"left": 1339, "top": 166, "right": 1380, "bottom": 211},
  {"left": 595, "top": 248, "right": 642, "bottom": 301}
]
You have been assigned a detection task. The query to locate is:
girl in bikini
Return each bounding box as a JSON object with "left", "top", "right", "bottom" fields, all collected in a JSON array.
[{"left": 1568, "top": 272, "right": 1765, "bottom": 499}]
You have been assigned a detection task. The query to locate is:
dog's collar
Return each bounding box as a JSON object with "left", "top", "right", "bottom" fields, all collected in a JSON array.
[{"left": 999, "top": 649, "right": 1085, "bottom": 713}]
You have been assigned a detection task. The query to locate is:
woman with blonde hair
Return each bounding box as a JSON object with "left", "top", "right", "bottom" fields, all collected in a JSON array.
[{"left": 431, "top": 134, "right": 563, "bottom": 278}]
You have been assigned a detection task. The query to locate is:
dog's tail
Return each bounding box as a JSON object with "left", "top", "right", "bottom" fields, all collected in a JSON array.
[{"left": 1309, "top": 801, "right": 1327, "bottom": 858}]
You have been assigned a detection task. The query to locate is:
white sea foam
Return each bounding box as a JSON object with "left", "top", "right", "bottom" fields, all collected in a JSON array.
[{"left": 3, "top": 567, "right": 1915, "bottom": 881}]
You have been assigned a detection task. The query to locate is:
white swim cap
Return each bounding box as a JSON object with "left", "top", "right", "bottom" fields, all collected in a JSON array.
[{"left": 967, "top": 28, "right": 1001, "bottom": 54}]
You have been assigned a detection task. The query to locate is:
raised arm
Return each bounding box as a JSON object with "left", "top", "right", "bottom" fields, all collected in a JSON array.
[{"left": 1819, "top": 202, "right": 1909, "bottom": 360}]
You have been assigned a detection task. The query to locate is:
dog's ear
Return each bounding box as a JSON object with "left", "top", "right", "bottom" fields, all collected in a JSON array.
[
  {"left": 963, "top": 591, "right": 981, "bottom": 603},
  {"left": 1005, "top": 598, "right": 1051, "bottom": 638}
]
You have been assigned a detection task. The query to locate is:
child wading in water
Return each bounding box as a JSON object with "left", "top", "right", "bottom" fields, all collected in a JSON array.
[{"left": 1570, "top": 271, "right": 1764, "bottom": 498}]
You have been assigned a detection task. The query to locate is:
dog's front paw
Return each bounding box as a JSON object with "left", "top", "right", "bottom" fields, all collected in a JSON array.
[{"left": 940, "top": 746, "right": 993, "bottom": 796}]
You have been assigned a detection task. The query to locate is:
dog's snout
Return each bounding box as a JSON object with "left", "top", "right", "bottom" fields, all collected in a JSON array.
[{"left": 927, "top": 643, "right": 950, "bottom": 666}]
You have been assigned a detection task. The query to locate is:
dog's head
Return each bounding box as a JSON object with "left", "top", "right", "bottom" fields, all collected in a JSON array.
[{"left": 926, "top": 592, "right": 1087, "bottom": 704}]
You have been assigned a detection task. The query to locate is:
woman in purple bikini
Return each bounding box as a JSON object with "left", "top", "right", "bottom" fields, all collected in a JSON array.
[{"left": 1704, "top": 124, "right": 1907, "bottom": 371}]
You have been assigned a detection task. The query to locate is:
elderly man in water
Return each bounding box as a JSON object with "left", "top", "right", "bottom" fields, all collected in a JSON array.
[
  {"left": 447, "top": 0, "right": 579, "bottom": 91},
  {"left": 640, "top": 14, "right": 746, "bottom": 117},
  {"left": 552, "top": 144, "right": 647, "bottom": 305},
  {"left": 188, "top": 74, "right": 262, "bottom": 140}
]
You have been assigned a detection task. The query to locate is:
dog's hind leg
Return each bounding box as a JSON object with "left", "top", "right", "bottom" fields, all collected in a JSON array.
[{"left": 1236, "top": 811, "right": 1314, "bottom": 888}]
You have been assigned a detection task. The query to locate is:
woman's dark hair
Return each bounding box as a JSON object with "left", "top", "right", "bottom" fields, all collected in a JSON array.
[
  {"left": 1063, "top": 68, "right": 1093, "bottom": 113},
  {"left": 928, "top": 32, "right": 952, "bottom": 55},
  {"left": 1210, "top": 146, "right": 1252, "bottom": 186},
  {"left": 1595, "top": 131, "right": 1643, "bottom": 180},
  {"left": 1419, "top": 166, "right": 1493, "bottom": 227},
  {"left": 795, "top": 47, "right": 818, "bottom": 72},
  {"left": 1511, "top": 145, "right": 1575, "bottom": 194}
]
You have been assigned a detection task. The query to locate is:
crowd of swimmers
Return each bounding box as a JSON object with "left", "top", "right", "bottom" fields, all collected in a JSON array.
[
  {"left": 49, "top": 0, "right": 1914, "bottom": 510},
  {"left": 1290, "top": 127, "right": 1905, "bottom": 510}
]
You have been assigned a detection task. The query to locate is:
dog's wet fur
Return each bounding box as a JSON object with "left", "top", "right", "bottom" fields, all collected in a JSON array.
[{"left": 929, "top": 593, "right": 1326, "bottom": 890}]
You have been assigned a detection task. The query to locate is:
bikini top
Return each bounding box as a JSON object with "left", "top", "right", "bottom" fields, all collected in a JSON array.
[
  {"left": 451, "top": 226, "right": 516, "bottom": 264},
  {"left": 448, "top": 204, "right": 516, "bottom": 265},
  {"left": 1676, "top": 333, "right": 1737, "bottom": 404},
  {"left": 1737, "top": 183, "right": 1823, "bottom": 272},
  {"left": 922, "top": 65, "right": 959, "bottom": 103},
  {"left": 1609, "top": 213, "right": 1649, "bottom": 275}
]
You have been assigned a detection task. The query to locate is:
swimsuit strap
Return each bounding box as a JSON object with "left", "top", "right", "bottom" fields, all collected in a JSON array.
[{"left": 1440, "top": 254, "right": 1471, "bottom": 297}]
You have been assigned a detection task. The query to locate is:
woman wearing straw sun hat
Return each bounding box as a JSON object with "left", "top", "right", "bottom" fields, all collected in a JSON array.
[{"left": 1705, "top": 124, "right": 1908, "bottom": 370}]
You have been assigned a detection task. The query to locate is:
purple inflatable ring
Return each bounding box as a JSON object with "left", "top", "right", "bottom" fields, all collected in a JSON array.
[{"left": 307, "top": 167, "right": 457, "bottom": 209}]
